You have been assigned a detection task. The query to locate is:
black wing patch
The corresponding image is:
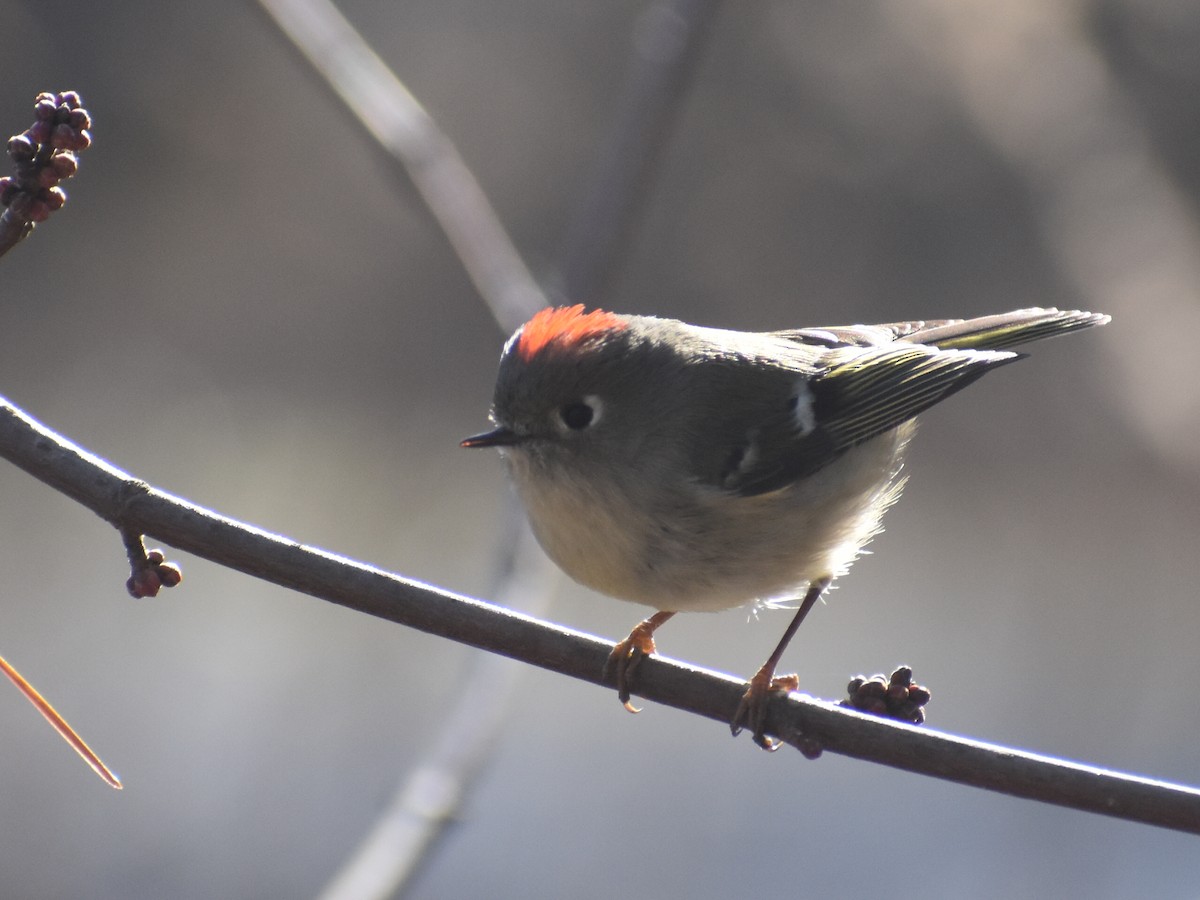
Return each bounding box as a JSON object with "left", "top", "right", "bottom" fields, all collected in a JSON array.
[{"left": 728, "top": 343, "right": 1018, "bottom": 496}]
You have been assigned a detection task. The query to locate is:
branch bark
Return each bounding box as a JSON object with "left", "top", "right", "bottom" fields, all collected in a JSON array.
[{"left": 3, "top": 394, "right": 1199, "bottom": 835}]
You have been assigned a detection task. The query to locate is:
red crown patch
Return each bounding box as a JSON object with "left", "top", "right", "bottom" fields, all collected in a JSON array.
[{"left": 516, "top": 305, "right": 626, "bottom": 362}]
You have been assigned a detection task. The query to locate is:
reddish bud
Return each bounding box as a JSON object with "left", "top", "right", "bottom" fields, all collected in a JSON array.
[
  {"left": 58, "top": 91, "right": 82, "bottom": 109},
  {"left": 50, "top": 124, "right": 77, "bottom": 150},
  {"left": 31, "top": 121, "right": 54, "bottom": 146},
  {"left": 27, "top": 199, "right": 51, "bottom": 222},
  {"left": 126, "top": 568, "right": 162, "bottom": 598},
  {"left": 860, "top": 696, "right": 888, "bottom": 715},
  {"left": 42, "top": 187, "right": 65, "bottom": 211},
  {"left": 35, "top": 99, "right": 57, "bottom": 122},
  {"left": 156, "top": 564, "right": 183, "bottom": 588},
  {"left": 68, "top": 109, "right": 92, "bottom": 131},
  {"left": 797, "top": 736, "right": 824, "bottom": 760},
  {"left": 9, "top": 134, "right": 36, "bottom": 161},
  {"left": 859, "top": 678, "right": 887, "bottom": 699},
  {"left": 50, "top": 152, "right": 78, "bottom": 179}
]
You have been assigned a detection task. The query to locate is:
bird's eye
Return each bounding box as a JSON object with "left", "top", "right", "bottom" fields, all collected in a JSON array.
[{"left": 560, "top": 401, "right": 595, "bottom": 430}]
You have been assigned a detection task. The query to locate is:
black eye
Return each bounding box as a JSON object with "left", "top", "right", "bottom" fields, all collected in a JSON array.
[{"left": 560, "top": 401, "right": 595, "bottom": 430}]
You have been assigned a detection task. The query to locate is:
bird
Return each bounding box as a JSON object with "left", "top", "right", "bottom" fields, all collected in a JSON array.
[{"left": 462, "top": 304, "right": 1110, "bottom": 749}]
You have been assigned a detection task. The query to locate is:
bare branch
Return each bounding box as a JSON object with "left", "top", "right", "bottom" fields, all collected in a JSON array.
[
  {"left": 257, "top": 0, "right": 547, "bottom": 333},
  {"left": 3, "top": 395, "right": 1199, "bottom": 835}
]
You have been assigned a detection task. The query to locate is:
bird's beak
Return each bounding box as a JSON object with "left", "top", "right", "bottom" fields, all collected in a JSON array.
[{"left": 461, "top": 426, "right": 523, "bottom": 448}]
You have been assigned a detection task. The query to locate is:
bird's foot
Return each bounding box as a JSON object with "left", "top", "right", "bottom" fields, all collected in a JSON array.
[
  {"left": 731, "top": 669, "right": 800, "bottom": 751},
  {"left": 603, "top": 624, "right": 659, "bottom": 714}
]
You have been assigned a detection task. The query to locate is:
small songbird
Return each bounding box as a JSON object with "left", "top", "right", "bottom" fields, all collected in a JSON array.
[{"left": 462, "top": 305, "right": 1109, "bottom": 749}]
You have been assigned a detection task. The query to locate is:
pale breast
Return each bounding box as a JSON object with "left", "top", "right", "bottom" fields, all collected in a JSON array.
[{"left": 511, "top": 423, "right": 914, "bottom": 613}]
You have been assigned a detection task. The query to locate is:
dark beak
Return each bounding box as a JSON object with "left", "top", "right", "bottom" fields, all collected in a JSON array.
[{"left": 461, "top": 426, "right": 523, "bottom": 448}]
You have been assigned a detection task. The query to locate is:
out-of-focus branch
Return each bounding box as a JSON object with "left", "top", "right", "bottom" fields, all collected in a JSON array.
[
  {"left": 260, "top": 2, "right": 728, "bottom": 895},
  {"left": 897, "top": 0, "right": 1200, "bottom": 473},
  {"left": 316, "top": 523, "right": 558, "bottom": 900},
  {"left": 255, "top": 4, "right": 555, "bottom": 894},
  {"left": 257, "top": 0, "right": 546, "bottom": 334},
  {"left": 3, "top": 396, "right": 1200, "bottom": 835},
  {"left": 556, "top": 0, "right": 724, "bottom": 305}
]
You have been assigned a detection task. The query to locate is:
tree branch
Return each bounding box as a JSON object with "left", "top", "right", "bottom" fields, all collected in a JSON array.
[
  {"left": 256, "top": 0, "right": 546, "bottom": 334},
  {"left": 3, "top": 394, "right": 1199, "bottom": 835}
]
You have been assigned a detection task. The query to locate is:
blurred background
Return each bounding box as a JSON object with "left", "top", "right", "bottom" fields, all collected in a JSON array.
[{"left": 2, "top": 0, "right": 1199, "bottom": 896}]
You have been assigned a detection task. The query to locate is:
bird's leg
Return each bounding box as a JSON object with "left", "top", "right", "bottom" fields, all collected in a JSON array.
[
  {"left": 732, "top": 577, "right": 831, "bottom": 751},
  {"left": 603, "top": 611, "right": 676, "bottom": 713}
]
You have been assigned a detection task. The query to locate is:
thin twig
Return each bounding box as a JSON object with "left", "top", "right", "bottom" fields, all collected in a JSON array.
[
  {"left": 2, "top": 396, "right": 1199, "bottom": 834},
  {"left": 256, "top": 0, "right": 546, "bottom": 334}
]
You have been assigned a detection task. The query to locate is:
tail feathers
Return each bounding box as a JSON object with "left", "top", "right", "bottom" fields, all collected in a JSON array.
[{"left": 901, "top": 308, "right": 1110, "bottom": 351}]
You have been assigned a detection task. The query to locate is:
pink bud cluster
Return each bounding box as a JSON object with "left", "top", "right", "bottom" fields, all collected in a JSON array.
[
  {"left": 841, "top": 665, "right": 931, "bottom": 724},
  {"left": 126, "top": 549, "right": 184, "bottom": 599},
  {"left": 0, "top": 91, "right": 91, "bottom": 225}
]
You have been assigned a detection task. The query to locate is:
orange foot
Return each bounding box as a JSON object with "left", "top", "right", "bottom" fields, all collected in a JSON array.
[
  {"left": 602, "top": 611, "right": 675, "bottom": 713},
  {"left": 731, "top": 668, "right": 800, "bottom": 751}
]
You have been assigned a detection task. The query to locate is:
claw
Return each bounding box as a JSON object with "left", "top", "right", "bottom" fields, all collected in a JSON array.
[
  {"left": 732, "top": 670, "right": 799, "bottom": 751},
  {"left": 603, "top": 611, "right": 675, "bottom": 714},
  {"left": 604, "top": 631, "right": 655, "bottom": 714}
]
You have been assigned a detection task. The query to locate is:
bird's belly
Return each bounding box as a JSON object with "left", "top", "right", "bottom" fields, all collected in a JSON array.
[{"left": 516, "top": 426, "right": 911, "bottom": 613}]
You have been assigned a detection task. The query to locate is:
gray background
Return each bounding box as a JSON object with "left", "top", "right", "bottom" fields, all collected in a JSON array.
[{"left": 2, "top": 1, "right": 1199, "bottom": 897}]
